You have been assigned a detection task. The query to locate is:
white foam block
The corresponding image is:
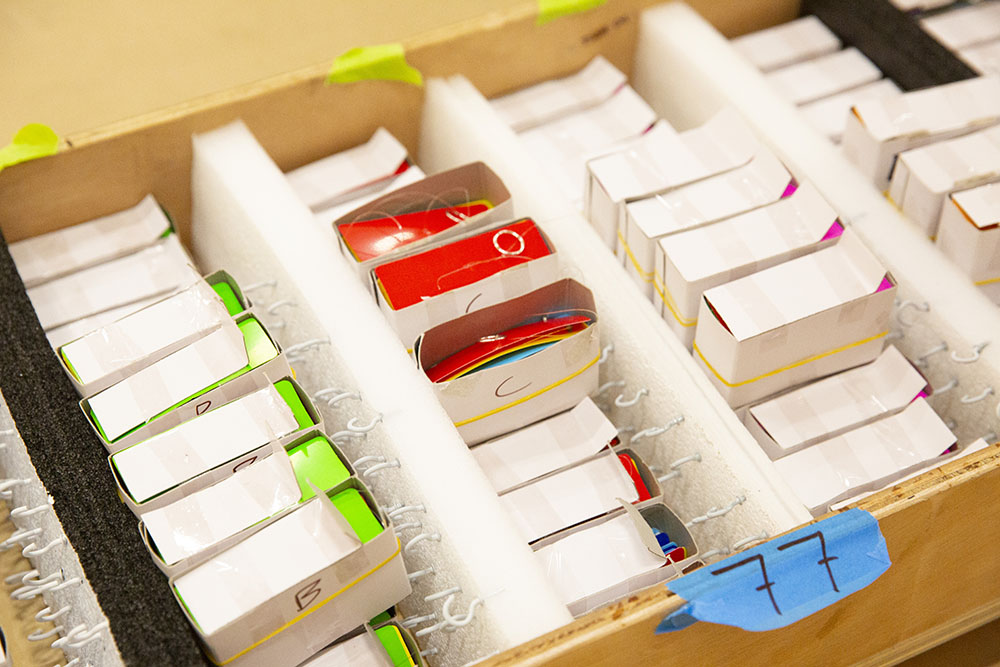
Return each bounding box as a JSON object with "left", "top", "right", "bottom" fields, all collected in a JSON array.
[{"left": 765, "top": 48, "right": 882, "bottom": 106}]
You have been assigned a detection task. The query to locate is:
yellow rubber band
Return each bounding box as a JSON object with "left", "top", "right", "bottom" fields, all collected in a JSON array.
[
  {"left": 974, "top": 275, "right": 1000, "bottom": 286},
  {"left": 692, "top": 331, "right": 888, "bottom": 388},
  {"left": 453, "top": 353, "right": 600, "bottom": 427},
  {"left": 653, "top": 276, "right": 697, "bottom": 328},
  {"left": 616, "top": 230, "right": 654, "bottom": 282}
]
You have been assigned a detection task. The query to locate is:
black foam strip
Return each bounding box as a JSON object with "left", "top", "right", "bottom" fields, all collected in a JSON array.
[
  {"left": 0, "top": 232, "right": 212, "bottom": 667},
  {"left": 804, "top": 0, "right": 979, "bottom": 91}
]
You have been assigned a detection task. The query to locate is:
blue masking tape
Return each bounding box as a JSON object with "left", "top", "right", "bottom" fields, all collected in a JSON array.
[{"left": 659, "top": 508, "right": 890, "bottom": 633}]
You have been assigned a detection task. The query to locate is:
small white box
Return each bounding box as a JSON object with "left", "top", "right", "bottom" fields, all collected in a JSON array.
[
  {"left": 491, "top": 55, "right": 627, "bottom": 132},
  {"left": 800, "top": 78, "right": 902, "bottom": 143},
  {"left": 299, "top": 622, "right": 420, "bottom": 667},
  {"left": 471, "top": 397, "right": 617, "bottom": 494},
  {"left": 888, "top": 124, "right": 1000, "bottom": 237},
  {"left": 655, "top": 183, "right": 841, "bottom": 348},
  {"left": 937, "top": 182, "right": 1000, "bottom": 302},
  {"left": 732, "top": 16, "right": 841, "bottom": 73},
  {"left": 621, "top": 149, "right": 792, "bottom": 299},
  {"left": 842, "top": 75, "right": 1000, "bottom": 190},
  {"left": 9, "top": 194, "right": 171, "bottom": 288},
  {"left": 774, "top": 398, "right": 956, "bottom": 515},
  {"left": 921, "top": 2, "right": 1000, "bottom": 51},
  {"left": 960, "top": 39, "right": 1000, "bottom": 75},
  {"left": 693, "top": 231, "right": 896, "bottom": 408},
  {"left": 25, "top": 234, "right": 199, "bottom": 331},
  {"left": 890, "top": 0, "right": 955, "bottom": 10},
  {"left": 171, "top": 480, "right": 410, "bottom": 667},
  {"left": 584, "top": 107, "right": 758, "bottom": 249},
  {"left": 765, "top": 48, "right": 883, "bottom": 106},
  {"left": 744, "top": 345, "right": 930, "bottom": 459},
  {"left": 415, "top": 279, "right": 600, "bottom": 445}
]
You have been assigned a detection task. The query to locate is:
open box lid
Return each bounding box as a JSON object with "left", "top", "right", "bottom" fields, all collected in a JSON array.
[{"left": 951, "top": 181, "right": 1000, "bottom": 230}]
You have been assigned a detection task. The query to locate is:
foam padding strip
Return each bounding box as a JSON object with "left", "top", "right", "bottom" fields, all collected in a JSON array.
[
  {"left": 803, "top": 0, "right": 978, "bottom": 91},
  {"left": 0, "top": 231, "right": 212, "bottom": 666}
]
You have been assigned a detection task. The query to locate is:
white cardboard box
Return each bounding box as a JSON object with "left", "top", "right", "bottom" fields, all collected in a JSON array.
[
  {"left": 921, "top": 2, "right": 1000, "bottom": 51},
  {"left": 842, "top": 75, "right": 1000, "bottom": 190},
  {"left": 744, "top": 345, "right": 930, "bottom": 459},
  {"left": 655, "top": 183, "right": 841, "bottom": 348},
  {"left": 937, "top": 182, "right": 1000, "bottom": 302},
  {"left": 960, "top": 39, "right": 1000, "bottom": 76},
  {"left": 415, "top": 278, "right": 600, "bottom": 445},
  {"left": 299, "top": 622, "right": 420, "bottom": 667},
  {"left": 26, "top": 234, "right": 199, "bottom": 331},
  {"left": 888, "top": 123, "right": 1000, "bottom": 237},
  {"left": 620, "top": 149, "right": 792, "bottom": 299},
  {"left": 471, "top": 397, "right": 617, "bottom": 494},
  {"left": 731, "top": 15, "right": 841, "bottom": 73},
  {"left": 800, "top": 78, "right": 902, "bottom": 143},
  {"left": 171, "top": 480, "right": 409, "bottom": 667},
  {"left": 584, "top": 107, "right": 758, "bottom": 249},
  {"left": 490, "top": 55, "right": 627, "bottom": 132},
  {"left": 9, "top": 194, "right": 171, "bottom": 288},
  {"left": 773, "top": 398, "right": 956, "bottom": 515},
  {"left": 693, "top": 231, "right": 896, "bottom": 407},
  {"left": 765, "top": 48, "right": 883, "bottom": 107}
]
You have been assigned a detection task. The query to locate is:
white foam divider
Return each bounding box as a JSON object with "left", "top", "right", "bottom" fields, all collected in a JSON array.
[
  {"left": 188, "top": 121, "right": 572, "bottom": 665},
  {"left": 420, "top": 76, "right": 812, "bottom": 557},
  {"left": 632, "top": 2, "right": 1000, "bottom": 447}
]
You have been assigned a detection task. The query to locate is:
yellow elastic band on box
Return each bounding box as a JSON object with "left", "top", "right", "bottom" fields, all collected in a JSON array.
[
  {"left": 617, "top": 230, "right": 654, "bottom": 282},
  {"left": 327, "top": 44, "right": 423, "bottom": 87},
  {"left": 653, "top": 276, "right": 697, "bottom": 328},
  {"left": 0, "top": 124, "right": 58, "bottom": 173},
  {"left": 212, "top": 538, "right": 403, "bottom": 666},
  {"left": 692, "top": 330, "right": 888, "bottom": 388},
  {"left": 453, "top": 353, "right": 600, "bottom": 427},
  {"left": 975, "top": 275, "right": 1000, "bottom": 286},
  {"left": 537, "top": 0, "right": 607, "bottom": 25}
]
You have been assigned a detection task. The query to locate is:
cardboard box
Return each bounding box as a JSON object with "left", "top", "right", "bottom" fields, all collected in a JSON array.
[
  {"left": 744, "top": 345, "right": 930, "bottom": 459},
  {"left": 498, "top": 448, "right": 659, "bottom": 543},
  {"left": 959, "top": 40, "right": 1000, "bottom": 76},
  {"left": 491, "top": 55, "right": 626, "bottom": 132},
  {"left": 920, "top": 2, "right": 1000, "bottom": 52},
  {"left": 937, "top": 182, "right": 1000, "bottom": 302},
  {"left": 621, "top": 149, "right": 792, "bottom": 300},
  {"left": 800, "top": 79, "right": 902, "bottom": 143},
  {"left": 842, "top": 75, "right": 1000, "bottom": 190},
  {"left": 731, "top": 15, "right": 841, "bottom": 73},
  {"left": 171, "top": 479, "right": 410, "bottom": 667},
  {"left": 140, "top": 430, "right": 351, "bottom": 576},
  {"left": 299, "top": 622, "right": 423, "bottom": 667},
  {"left": 655, "top": 183, "right": 841, "bottom": 348},
  {"left": 110, "top": 379, "right": 321, "bottom": 514},
  {"left": 8, "top": 194, "right": 171, "bottom": 288},
  {"left": 333, "top": 161, "right": 513, "bottom": 285},
  {"left": 765, "top": 48, "right": 883, "bottom": 107},
  {"left": 584, "top": 107, "right": 758, "bottom": 249},
  {"left": 887, "top": 124, "right": 1000, "bottom": 237},
  {"left": 25, "top": 233, "right": 199, "bottom": 331},
  {"left": 471, "top": 397, "right": 617, "bottom": 494},
  {"left": 532, "top": 500, "right": 699, "bottom": 617},
  {"left": 773, "top": 398, "right": 956, "bottom": 515},
  {"left": 693, "top": 231, "right": 896, "bottom": 407},
  {"left": 372, "top": 217, "right": 559, "bottom": 351},
  {"left": 83, "top": 314, "right": 291, "bottom": 451},
  {"left": 415, "top": 278, "right": 600, "bottom": 445}
]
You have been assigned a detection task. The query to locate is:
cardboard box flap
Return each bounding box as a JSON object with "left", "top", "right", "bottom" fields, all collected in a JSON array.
[
  {"left": 110, "top": 384, "right": 299, "bottom": 504},
  {"left": 286, "top": 128, "right": 409, "bottom": 211},
  {"left": 747, "top": 345, "right": 929, "bottom": 452},
  {"left": 471, "top": 397, "right": 616, "bottom": 493},
  {"left": 9, "top": 194, "right": 171, "bottom": 288},
  {"left": 662, "top": 182, "right": 839, "bottom": 284},
  {"left": 897, "top": 124, "right": 1000, "bottom": 193},
  {"left": 87, "top": 319, "right": 251, "bottom": 442},
  {"left": 590, "top": 107, "right": 759, "bottom": 203},
  {"left": 629, "top": 148, "right": 792, "bottom": 239},
  {"left": 952, "top": 182, "right": 1000, "bottom": 229},
  {"left": 46, "top": 295, "right": 167, "bottom": 350},
  {"left": 417, "top": 278, "right": 595, "bottom": 370},
  {"left": 702, "top": 231, "right": 889, "bottom": 342},
  {"left": 765, "top": 48, "right": 882, "bottom": 107},
  {"left": 801, "top": 79, "right": 902, "bottom": 142},
  {"left": 59, "top": 279, "right": 231, "bottom": 387},
  {"left": 26, "top": 235, "right": 200, "bottom": 331},
  {"left": 491, "top": 56, "right": 627, "bottom": 132},
  {"left": 731, "top": 16, "right": 841, "bottom": 72},
  {"left": 921, "top": 2, "right": 1000, "bottom": 51},
  {"left": 852, "top": 75, "right": 1000, "bottom": 141},
  {"left": 141, "top": 445, "right": 301, "bottom": 565}
]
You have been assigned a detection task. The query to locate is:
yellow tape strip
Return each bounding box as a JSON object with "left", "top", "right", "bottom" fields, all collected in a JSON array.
[
  {"left": 692, "top": 331, "right": 888, "bottom": 388},
  {"left": 326, "top": 43, "right": 423, "bottom": 87},
  {"left": 537, "top": 0, "right": 607, "bottom": 25},
  {"left": 453, "top": 353, "right": 600, "bottom": 427},
  {"left": 616, "top": 230, "right": 654, "bottom": 282},
  {"left": 212, "top": 538, "right": 403, "bottom": 665},
  {"left": 974, "top": 275, "right": 1000, "bottom": 286},
  {"left": 0, "top": 124, "right": 58, "bottom": 173},
  {"left": 653, "top": 275, "right": 697, "bottom": 328}
]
